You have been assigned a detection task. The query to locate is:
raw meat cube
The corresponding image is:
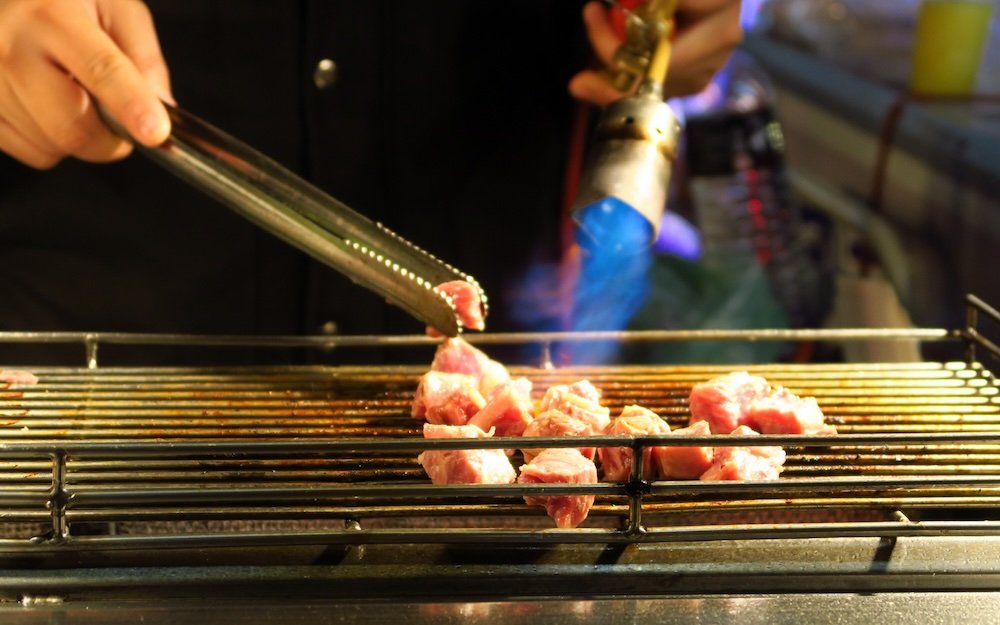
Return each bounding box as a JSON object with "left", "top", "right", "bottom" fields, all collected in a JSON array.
[
  {"left": 688, "top": 371, "right": 771, "bottom": 434},
  {"left": 700, "top": 425, "right": 786, "bottom": 481},
  {"left": 412, "top": 371, "right": 486, "bottom": 426},
  {"left": 469, "top": 378, "right": 535, "bottom": 438},
  {"left": 431, "top": 337, "right": 510, "bottom": 396},
  {"left": 744, "top": 388, "right": 838, "bottom": 435},
  {"left": 556, "top": 393, "right": 611, "bottom": 433},
  {"left": 539, "top": 381, "right": 610, "bottom": 433},
  {"left": 518, "top": 448, "right": 598, "bottom": 529},
  {"left": 598, "top": 405, "right": 670, "bottom": 482},
  {"left": 520, "top": 409, "right": 596, "bottom": 463},
  {"left": 654, "top": 420, "right": 714, "bottom": 479},
  {"left": 418, "top": 423, "right": 516, "bottom": 485},
  {"left": 689, "top": 372, "right": 837, "bottom": 437},
  {"left": 0, "top": 370, "right": 37, "bottom": 386},
  {"left": 539, "top": 380, "right": 602, "bottom": 411},
  {"left": 477, "top": 359, "right": 511, "bottom": 398}
]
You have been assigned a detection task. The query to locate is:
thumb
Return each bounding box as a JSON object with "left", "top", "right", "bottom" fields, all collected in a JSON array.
[
  {"left": 582, "top": 1, "right": 620, "bottom": 67},
  {"left": 569, "top": 70, "right": 624, "bottom": 107}
]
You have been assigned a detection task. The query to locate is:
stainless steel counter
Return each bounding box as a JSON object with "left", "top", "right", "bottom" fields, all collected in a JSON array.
[{"left": 3, "top": 593, "right": 1000, "bottom": 625}]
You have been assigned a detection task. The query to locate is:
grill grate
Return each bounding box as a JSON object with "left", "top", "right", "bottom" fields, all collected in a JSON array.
[{"left": 0, "top": 296, "right": 998, "bottom": 554}]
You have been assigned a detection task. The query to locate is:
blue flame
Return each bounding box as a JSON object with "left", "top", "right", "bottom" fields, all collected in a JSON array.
[
  {"left": 569, "top": 197, "right": 654, "bottom": 363},
  {"left": 574, "top": 196, "right": 654, "bottom": 254},
  {"left": 654, "top": 211, "right": 701, "bottom": 260},
  {"left": 509, "top": 198, "right": 709, "bottom": 365}
]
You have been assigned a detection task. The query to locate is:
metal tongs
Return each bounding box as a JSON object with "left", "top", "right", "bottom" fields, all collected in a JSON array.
[{"left": 103, "top": 103, "right": 486, "bottom": 337}]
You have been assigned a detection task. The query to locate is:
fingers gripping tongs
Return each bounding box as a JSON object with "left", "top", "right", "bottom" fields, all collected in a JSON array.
[{"left": 104, "top": 104, "right": 486, "bottom": 337}]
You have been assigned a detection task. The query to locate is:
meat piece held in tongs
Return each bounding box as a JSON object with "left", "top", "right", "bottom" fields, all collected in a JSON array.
[
  {"left": 427, "top": 281, "right": 486, "bottom": 336},
  {"left": 99, "top": 102, "right": 486, "bottom": 336}
]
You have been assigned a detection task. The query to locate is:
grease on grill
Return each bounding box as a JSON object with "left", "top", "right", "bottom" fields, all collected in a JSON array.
[{"left": 0, "top": 362, "right": 998, "bottom": 543}]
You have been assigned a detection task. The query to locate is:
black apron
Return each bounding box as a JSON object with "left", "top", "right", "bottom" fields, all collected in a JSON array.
[{"left": 0, "top": 1, "right": 586, "bottom": 363}]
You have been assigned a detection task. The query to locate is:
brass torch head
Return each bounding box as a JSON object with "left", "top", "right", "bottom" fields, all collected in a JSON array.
[
  {"left": 609, "top": 0, "right": 678, "bottom": 92},
  {"left": 571, "top": 90, "right": 681, "bottom": 242},
  {"left": 571, "top": 1, "right": 679, "bottom": 250}
]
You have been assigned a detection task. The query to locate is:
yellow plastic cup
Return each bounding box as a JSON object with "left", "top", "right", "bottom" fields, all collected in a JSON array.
[{"left": 911, "top": 0, "right": 994, "bottom": 95}]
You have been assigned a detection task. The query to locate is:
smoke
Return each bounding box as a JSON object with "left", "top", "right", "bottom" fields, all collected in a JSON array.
[{"left": 510, "top": 197, "right": 666, "bottom": 364}]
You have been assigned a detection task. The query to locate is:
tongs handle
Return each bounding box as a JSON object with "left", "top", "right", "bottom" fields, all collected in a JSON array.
[{"left": 102, "top": 103, "right": 485, "bottom": 337}]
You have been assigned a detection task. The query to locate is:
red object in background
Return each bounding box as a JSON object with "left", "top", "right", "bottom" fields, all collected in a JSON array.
[
  {"left": 561, "top": 0, "right": 650, "bottom": 248},
  {"left": 610, "top": 0, "right": 647, "bottom": 40},
  {"left": 557, "top": 0, "right": 650, "bottom": 335}
]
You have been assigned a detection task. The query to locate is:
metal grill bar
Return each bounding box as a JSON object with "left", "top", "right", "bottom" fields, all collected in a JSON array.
[
  {"left": 3, "top": 520, "right": 1000, "bottom": 553},
  {"left": 967, "top": 294, "right": 1000, "bottom": 365},
  {"left": 1, "top": 296, "right": 999, "bottom": 558},
  {"left": 0, "top": 357, "right": 998, "bottom": 552},
  {"left": 47, "top": 497, "right": 1000, "bottom": 524},
  {"left": 0, "top": 327, "right": 958, "bottom": 347}
]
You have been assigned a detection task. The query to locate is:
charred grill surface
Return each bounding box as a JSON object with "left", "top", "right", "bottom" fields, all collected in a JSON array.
[{"left": 1, "top": 361, "right": 999, "bottom": 552}]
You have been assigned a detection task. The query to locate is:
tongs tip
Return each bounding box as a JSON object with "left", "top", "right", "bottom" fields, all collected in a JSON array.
[
  {"left": 113, "top": 101, "right": 489, "bottom": 336},
  {"left": 430, "top": 279, "right": 488, "bottom": 336}
]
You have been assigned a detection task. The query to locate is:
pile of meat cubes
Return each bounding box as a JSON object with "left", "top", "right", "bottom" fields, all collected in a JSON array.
[{"left": 412, "top": 338, "right": 837, "bottom": 529}]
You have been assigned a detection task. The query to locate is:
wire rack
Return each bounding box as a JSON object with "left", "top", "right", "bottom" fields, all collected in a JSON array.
[{"left": 0, "top": 295, "right": 998, "bottom": 557}]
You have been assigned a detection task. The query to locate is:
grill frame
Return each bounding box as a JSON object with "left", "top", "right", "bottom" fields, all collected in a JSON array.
[{"left": 0, "top": 294, "right": 998, "bottom": 563}]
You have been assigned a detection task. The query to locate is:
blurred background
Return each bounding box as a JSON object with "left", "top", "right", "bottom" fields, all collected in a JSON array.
[
  {"left": 542, "top": 0, "right": 1000, "bottom": 365},
  {"left": 3, "top": 0, "right": 998, "bottom": 369}
]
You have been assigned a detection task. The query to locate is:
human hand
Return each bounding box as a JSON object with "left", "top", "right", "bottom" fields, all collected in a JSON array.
[
  {"left": 569, "top": 0, "right": 743, "bottom": 106},
  {"left": 0, "top": 0, "right": 171, "bottom": 169}
]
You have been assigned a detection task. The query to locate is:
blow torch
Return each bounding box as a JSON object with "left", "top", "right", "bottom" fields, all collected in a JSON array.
[{"left": 571, "top": 0, "right": 681, "bottom": 253}]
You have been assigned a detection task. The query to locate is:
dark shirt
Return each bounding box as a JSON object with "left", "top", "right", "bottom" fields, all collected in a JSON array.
[{"left": 0, "top": 1, "right": 587, "bottom": 362}]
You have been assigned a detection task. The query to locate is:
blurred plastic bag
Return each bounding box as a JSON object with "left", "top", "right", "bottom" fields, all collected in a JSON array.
[
  {"left": 621, "top": 250, "right": 791, "bottom": 365},
  {"left": 760, "top": 0, "right": 921, "bottom": 87},
  {"left": 977, "top": 6, "right": 1000, "bottom": 92}
]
